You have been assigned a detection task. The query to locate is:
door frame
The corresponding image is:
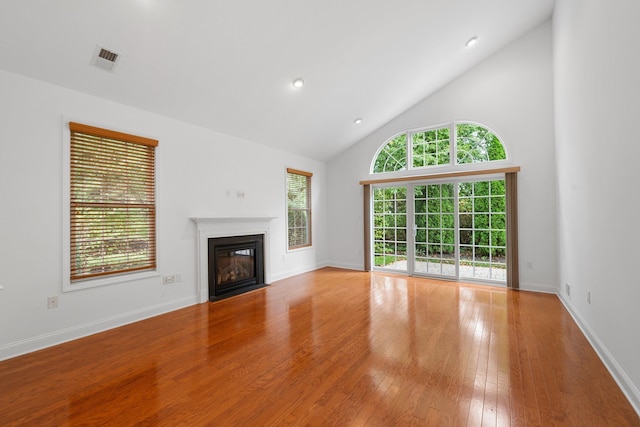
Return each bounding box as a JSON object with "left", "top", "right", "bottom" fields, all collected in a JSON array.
[{"left": 363, "top": 168, "right": 519, "bottom": 288}]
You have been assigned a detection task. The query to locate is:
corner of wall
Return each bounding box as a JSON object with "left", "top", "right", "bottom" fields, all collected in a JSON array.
[{"left": 557, "top": 293, "right": 640, "bottom": 416}]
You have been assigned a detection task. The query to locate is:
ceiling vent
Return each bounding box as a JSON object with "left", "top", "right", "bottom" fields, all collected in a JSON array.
[{"left": 91, "top": 45, "right": 121, "bottom": 72}]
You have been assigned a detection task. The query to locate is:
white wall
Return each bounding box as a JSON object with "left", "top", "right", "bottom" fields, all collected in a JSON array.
[
  {"left": 0, "top": 69, "right": 327, "bottom": 360},
  {"left": 553, "top": 0, "right": 640, "bottom": 411},
  {"left": 327, "top": 20, "right": 557, "bottom": 293}
]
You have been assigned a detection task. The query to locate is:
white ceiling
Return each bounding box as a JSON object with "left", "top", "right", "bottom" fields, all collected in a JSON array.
[{"left": 0, "top": 0, "right": 554, "bottom": 161}]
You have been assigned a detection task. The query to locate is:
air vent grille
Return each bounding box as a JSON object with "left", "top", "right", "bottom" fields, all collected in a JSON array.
[
  {"left": 98, "top": 48, "right": 118, "bottom": 63},
  {"left": 91, "top": 45, "right": 121, "bottom": 72}
]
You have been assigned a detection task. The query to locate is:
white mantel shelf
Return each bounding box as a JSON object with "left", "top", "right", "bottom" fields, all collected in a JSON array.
[
  {"left": 191, "top": 216, "right": 276, "bottom": 303},
  {"left": 191, "top": 217, "right": 277, "bottom": 225}
]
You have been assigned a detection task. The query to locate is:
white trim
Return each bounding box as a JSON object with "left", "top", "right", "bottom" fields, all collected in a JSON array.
[
  {"left": 327, "top": 261, "right": 364, "bottom": 272},
  {"left": 0, "top": 296, "right": 195, "bottom": 362},
  {"left": 558, "top": 293, "right": 640, "bottom": 416},
  {"left": 191, "top": 217, "right": 276, "bottom": 303},
  {"left": 286, "top": 244, "right": 314, "bottom": 254},
  {"left": 518, "top": 281, "right": 558, "bottom": 294},
  {"left": 65, "top": 270, "right": 161, "bottom": 291},
  {"left": 270, "top": 261, "right": 330, "bottom": 283}
]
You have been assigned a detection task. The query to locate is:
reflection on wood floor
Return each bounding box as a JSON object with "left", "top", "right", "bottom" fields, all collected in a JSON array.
[{"left": 1, "top": 267, "right": 638, "bottom": 426}]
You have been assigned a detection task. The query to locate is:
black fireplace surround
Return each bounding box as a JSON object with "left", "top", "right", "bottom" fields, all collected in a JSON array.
[{"left": 208, "top": 234, "right": 265, "bottom": 301}]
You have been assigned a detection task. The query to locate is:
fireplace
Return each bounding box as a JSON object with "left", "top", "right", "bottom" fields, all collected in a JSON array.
[
  {"left": 192, "top": 217, "right": 275, "bottom": 303},
  {"left": 208, "top": 234, "right": 265, "bottom": 301}
]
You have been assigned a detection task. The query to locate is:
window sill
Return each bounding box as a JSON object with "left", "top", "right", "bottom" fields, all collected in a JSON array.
[
  {"left": 287, "top": 245, "right": 313, "bottom": 253},
  {"left": 63, "top": 270, "right": 160, "bottom": 292}
]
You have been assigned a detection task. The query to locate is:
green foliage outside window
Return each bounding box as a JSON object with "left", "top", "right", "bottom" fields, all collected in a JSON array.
[
  {"left": 372, "top": 134, "right": 407, "bottom": 173},
  {"left": 372, "top": 122, "right": 506, "bottom": 174},
  {"left": 371, "top": 122, "right": 507, "bottom": 280},
  {"left": 412, "top": 127, "right": 450, "bottom": 168},
  {"left": 287, "top": 171, "right": 312, "bottom": 248},
  {"left": 456, "top": 123, "right": 506, "bottom": 164},
  {"left": 372, "top": 187, "right": 407, "bottom": 266},
  {"left": 373, "top": 180, "right": 507, "bottom": 273}
]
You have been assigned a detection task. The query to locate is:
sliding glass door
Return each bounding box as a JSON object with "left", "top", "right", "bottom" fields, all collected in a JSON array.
[
  {"left": 414, "top": 183, "right": 456, "bottom": 277},
  {"left": 458, "top": 180, "right": 507, "bottom": 281},
  {"left": 372, "top": 186, "right": 408, "bottom": 271},
  {"left": 371, "top": 178, "right": 507, "bottom": 284}
]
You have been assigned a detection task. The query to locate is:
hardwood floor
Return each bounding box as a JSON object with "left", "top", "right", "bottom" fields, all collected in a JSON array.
[{"left": 1, "top": 267, "right": 638, "bottom": 426}]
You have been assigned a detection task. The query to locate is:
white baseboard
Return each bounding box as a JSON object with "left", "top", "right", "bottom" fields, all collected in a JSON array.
[
  {"left": 0, "top": 296, "right": 198, "bottom": 362},
  {"left": 558, "top": 293, "right": 640, "bottom": 417},
  {"left": 326, "top": 261, "right": 364, "bottom": 271},
  {"left": 518, "top": 281, "right": 558, "bottom": 294},
  {"left": 269, "top": 262, "right": 330, "bottom": 283}
]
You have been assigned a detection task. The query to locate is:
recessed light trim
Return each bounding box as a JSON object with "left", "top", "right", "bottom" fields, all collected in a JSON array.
[
  {"left": 292, "top": 78, "right": 305, "bottom": 88},
  {"left": 465, "top": 36, "right": 478, "bottom": 48}
]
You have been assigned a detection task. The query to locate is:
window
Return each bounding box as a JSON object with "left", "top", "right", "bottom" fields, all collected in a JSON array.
[
  {"left": 372, "top": 186, "right": 407, "bottom": 268},
  {"left": 364, "top": 120, "right": 519, "bottom": 287},
  {"left": 458, "top": 179, "right": 506, "bottom": 280},
  {"left": 412, "top": 127, "right": 450, "bottom": 168},
  {"left": 372, "top": 133, "right": 407, "bottom": 173},
  {"left": 372, "top": 122, "right": 506, "bottom": 174},
  {"left": 286, "top": 168, "right": 312, "bottom": 249},
  {"left": 414, "top": 183, "right": 456, "bottom": 276},
  {"left": 456, "top": 123, "right": 506, "bottom": 164},
  {"left": 68, "top": 122, "right": 158, "bottom": 283},
  {"left": 372, "top": 179, "right": 507, "bottom": 282}
]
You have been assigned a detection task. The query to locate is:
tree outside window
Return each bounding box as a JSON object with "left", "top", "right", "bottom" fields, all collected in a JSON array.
[{"left": 287, "top": 168, "right": 312, "bottom": 249}]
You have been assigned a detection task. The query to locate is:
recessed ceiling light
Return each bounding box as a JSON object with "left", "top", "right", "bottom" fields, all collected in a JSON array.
[
  {"left": 465, "top": 37, "right": 478, "bottom": 48},
  {"left": 354, "top": 118, "right": 363, "bottom": 124},
  {"left": 292, "top": 78, "right": 305, "bottom": 89}
]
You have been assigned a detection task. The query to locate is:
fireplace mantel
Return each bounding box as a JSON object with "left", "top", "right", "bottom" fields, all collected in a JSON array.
[
  {"left": 192, "top": 217, "right": 276, "bottom": 226},
  {"left": 192, "top": 217, "right": 275, "bottom": 303}
]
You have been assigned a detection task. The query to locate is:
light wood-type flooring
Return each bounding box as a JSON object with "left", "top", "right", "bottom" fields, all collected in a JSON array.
[{"left": 1, "top": 268, "right": 638, "bottom": 426}]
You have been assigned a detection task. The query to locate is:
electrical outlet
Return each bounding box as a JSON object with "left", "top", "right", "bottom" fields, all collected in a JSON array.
[
  {"left": 175, "top": 272, "right": 182, "bottom": 283},
  {"left": 587, "top": 291, "right": 591, "bottom": 304},
  {"left": 526, "top": 261, "right": 533, "bottom": 269},
  {"left": 565, "top": 282, "right": 570, "bottom": 296},
  {"left": 47, "top": 296, "right": 58, "bottom": 309},
  {"left": 163, "top": 274, "right": 176, "bottom": 285}
]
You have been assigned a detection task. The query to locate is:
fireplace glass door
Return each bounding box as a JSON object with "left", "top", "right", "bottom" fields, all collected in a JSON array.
[
  {"left": 208, "top": 234, "right": 265, "bottom": 300},
  {"left": 216, "top": 246, "right": 255, "bottom": 287}
]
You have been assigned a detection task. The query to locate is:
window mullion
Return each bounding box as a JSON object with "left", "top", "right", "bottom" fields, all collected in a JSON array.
[
  {"left": 406, "top": 185, "right": 416, "bottom": 274},
  {"left": 406, "top": 131, "right": 412, "bottom": 171},
  {"left": 450, "top": 122, "right": 457, "bottom": 167},
  {"left": 454, "top": 180, "right": 461, "bottom": 279}
]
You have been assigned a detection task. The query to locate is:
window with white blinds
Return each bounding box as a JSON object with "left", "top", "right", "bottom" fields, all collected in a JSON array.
[
  {"left": 286, "top": 168, "right": 312, "bottom": 249},
  {"left": 69, "top": 122, "right": 158, "bottom": 282}
]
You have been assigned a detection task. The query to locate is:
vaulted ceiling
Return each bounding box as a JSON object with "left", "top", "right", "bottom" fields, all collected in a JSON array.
[{"left": 0, "top": 0, "right": 554, "bottom": 161}]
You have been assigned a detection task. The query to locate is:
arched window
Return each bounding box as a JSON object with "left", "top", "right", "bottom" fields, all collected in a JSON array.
[
  {"left": 372, "top": 133, "right": 407, "bottom": 173},
  {"left": 364, "top": 121, "right": 519, "bottom": 288},
  {"left": 371, "top": 122, "right": 506, "bottom": 174},
  {"left": 456, "top": 123, "right": 506, "bottom": 164}
]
